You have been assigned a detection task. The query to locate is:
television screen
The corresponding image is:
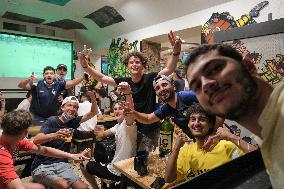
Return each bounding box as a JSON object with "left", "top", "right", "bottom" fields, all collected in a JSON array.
[{"left": 0, "top": 32, "right": 73, "bottom": 89}]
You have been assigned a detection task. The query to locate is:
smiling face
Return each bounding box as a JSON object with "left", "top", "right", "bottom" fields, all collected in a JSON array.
[
  {"left": 56, "top": 67, "right": 67, "bottom": 79},
  {"left": 189, "top": 113, "right": 212, "bottom": 139},
  {"left": 186, "top": 50, "right": 257, "bottom": 120},
  {"left": 126, "top": 56, "right": 144, "bottom": 75},
  {"left": 43, "top": 69, "right": 56, "bottom": 85},
  {"left": 113, "top": 103, "right": 125, "bottom": 123},
  {"left": 61, "top": 101, "right": 79, "bottom": 117},
  {"left": 154, "top": 80, "right": 175, "bottom": 102}
]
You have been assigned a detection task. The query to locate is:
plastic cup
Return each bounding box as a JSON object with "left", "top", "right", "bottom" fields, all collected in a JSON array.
[
  {"left": 95, "top": 125, "right": 104, "bottom": 141},
  {"left": 64, "top": 128, "right": 74, "bottom": 143}
]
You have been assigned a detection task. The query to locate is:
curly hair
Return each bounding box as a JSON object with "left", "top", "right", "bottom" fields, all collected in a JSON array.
[
  {"left": 123, "top": 51, "right": 147, "bottom": 68},
  {"left": 184, "top": 44, "right": 243, "bottom": 72},
  {"left": 1, "top": 110, "right": 33, "bottom": 136},
  {"left": 186, "top": 103, "right": 216, "bottom": 135}
]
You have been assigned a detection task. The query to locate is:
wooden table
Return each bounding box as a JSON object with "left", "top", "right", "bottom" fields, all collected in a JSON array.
[
  {"left": 97, "top": 115, "right": 116, "bottom": 123},
  {"left": 114, "top": 153, "right": 180, "bottom": 189}
]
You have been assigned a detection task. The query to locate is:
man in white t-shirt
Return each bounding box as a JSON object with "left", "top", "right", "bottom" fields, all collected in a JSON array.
[
  {"left": 16, "top": 91, "right": 32, "bottom": 111},
  {"left": 81, "top": 83, "right": 136, "bottom": 189}
]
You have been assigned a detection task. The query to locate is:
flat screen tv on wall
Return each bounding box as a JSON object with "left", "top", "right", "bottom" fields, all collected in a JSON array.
[{"left": 0, "top": 32, "right": 73, "bottom": 90}]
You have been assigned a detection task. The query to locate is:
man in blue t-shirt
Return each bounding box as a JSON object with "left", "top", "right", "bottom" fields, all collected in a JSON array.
[
  {"left": 18, "top": 66, "right": 84, "bottom": 125},
  {"left": 31, "top": 92, "right": 99, "bottom": 189},
  {"left": 128, "top": 75, "right": 198, "bottom": 138}
]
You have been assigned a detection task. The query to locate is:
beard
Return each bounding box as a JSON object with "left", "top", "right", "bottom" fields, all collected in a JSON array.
[
  {"left": 215, "top": 68, "right": 258, "bottom": 120},
  {"left": 160, "top": 89, "right": 175, "bottom": 102}
]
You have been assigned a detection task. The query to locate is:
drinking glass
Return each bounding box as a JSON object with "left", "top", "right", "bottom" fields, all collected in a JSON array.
[
  {"left": 95, "top": 125, "right": 104, "bottom": 141},
  {"left": 64, "top": 128, "right": 74, "bottom": 143}
]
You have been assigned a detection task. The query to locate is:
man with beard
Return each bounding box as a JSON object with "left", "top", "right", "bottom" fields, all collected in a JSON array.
[
  {"left": 18, "top": 66, "right": 84, "bottom": 126},
  {"left": 185, "top": 44, "right": 283, "bottom": 188},
  {"left": 80, "top": 31, "right": 182, "bottom": 149},
  {"left": 164, "top": 103, "right": 255, "bottom": 183},
  {"left": 125, "top": 75, "right": 197, "bottom": 139}
]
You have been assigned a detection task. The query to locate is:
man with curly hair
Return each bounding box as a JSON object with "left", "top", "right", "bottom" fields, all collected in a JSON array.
[{"left": 80, "top": 31, "right": 182, "bottom": 150}]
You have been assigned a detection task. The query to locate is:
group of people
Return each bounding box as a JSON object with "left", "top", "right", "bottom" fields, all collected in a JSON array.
[{"left": 0, "top": 30, "right": 283, "bottom": 189}]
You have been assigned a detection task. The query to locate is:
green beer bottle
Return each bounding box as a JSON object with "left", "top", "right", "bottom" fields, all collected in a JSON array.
[{"left": 159, "top": 117, "right": 174, "bottom": 157}]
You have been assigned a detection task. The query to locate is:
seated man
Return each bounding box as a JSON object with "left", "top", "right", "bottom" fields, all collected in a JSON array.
[
  {"left": 165, "top": 103, "right": 256, "bottom": 183},
  {"left": 0, "top": 110, "right": 89, "bottom": 189},
  {"left": 16, "top": 91, "right": 32, "bottom": 111},
  {"left": 82, "top": 83, "right": 137, "bottom": 189},
  {"left": 31, "top": 92, "right": 98, "bottom": 189}
]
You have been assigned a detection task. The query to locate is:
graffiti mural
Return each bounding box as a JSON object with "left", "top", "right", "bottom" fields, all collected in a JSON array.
[
  {"left": 108, "top": 38, "right": 138, "bottom": 78},
  {"left": 141, "top": 40, "right": 161, "bottom": 73},
  {"left": 201, "top": 1, "right": 269, "bottom": 44},
  {"left": 229, "top": 38, "right": 284, "bottom": 86}
]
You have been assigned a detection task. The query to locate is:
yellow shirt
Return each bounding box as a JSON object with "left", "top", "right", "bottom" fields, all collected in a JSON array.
[
  {"left": 258, "top": 81, "right": 284, "bottom": 189},
  {"left": 176, "top": 140, "right": 244, "bottom": 181}
]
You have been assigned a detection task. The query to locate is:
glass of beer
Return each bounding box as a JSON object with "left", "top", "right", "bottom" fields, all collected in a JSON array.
[
  {"left": 64, "top": 128, "right": 74, "bottom": 143},
  {"left": 95, "top": 125, "right": 104, "bottom": 141}
]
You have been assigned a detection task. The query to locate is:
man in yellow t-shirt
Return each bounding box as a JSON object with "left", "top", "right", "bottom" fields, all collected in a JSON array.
[{"left": 165, "top": 103, "right": 256, "bottom": 183}]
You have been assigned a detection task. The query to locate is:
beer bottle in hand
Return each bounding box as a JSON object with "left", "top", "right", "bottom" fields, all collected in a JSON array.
[{"left": 159, "top": 117, "right": 174, "bottom": 157}]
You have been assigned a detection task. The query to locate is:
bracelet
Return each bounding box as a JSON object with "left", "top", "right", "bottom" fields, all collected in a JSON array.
[
  {"left": 82, "top": 66, "right": 88, "bottom": 68},
  {"left": 173, "top": 52, "right": 180, "bottom": 56}
]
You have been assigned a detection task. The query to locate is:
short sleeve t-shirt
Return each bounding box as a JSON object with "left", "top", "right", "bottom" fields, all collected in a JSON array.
[
  {"left": 0, "top": 138, "right": 33, "bottom": 187},
  {"left": 176, "top": 140, "right": 244, "bottom": 181},
  {"left": 30, "top": 79, "right": 66, "bottom": 118},
  {"left": 114, "top": 72, "right": 160, "bottom": 133},
  {"left": 31, "top": 116, "right": 82, "bottom": 171},
  {"left": 154, "top": 90, "right": 197, "bottom": 138}
]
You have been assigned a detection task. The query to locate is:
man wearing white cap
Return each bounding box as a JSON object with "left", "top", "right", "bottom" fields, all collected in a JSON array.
[{"left": 31, "top": 92, "right": 98, "bottom": 189}]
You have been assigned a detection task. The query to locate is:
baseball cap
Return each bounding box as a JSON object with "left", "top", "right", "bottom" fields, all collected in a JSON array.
[
  {"left": 153, "top": 75, "right": 173, "bottom": 89},
  {"left": 56, "top": 64, "right": 67, "bottom": 70},
  {"left": 62, "top": 96, "right": 79, "bottom": 106}
]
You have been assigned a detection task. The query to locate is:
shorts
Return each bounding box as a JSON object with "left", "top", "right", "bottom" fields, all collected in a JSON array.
[
  {"left": 31, "top": 162, "right": 80, "bottom": 187},
  {"left": 86, "top": 161, "right": 120, "bottom": 181}
]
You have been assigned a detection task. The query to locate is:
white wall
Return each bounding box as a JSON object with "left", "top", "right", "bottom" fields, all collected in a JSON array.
[{"left": 116, "top": 0, "right": 284, "bottom": 50}]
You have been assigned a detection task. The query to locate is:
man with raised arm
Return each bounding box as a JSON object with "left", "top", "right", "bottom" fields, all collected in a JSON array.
[
  {"left": 18, "top": 66, "right": 84, "bottom": 125},
  {"left": 80, "top": 31, "right": 182, "bottom": 149},
  {"left": 30, "top": 92, "right": 98, "bottom": 189},
  {"left": 0, "top": 110, "right": 89, "bottom": 189}
]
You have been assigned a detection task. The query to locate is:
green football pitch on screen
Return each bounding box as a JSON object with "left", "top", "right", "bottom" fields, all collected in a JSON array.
[{"left": 0, "top": 32, "right": 73, "bottom": 80}]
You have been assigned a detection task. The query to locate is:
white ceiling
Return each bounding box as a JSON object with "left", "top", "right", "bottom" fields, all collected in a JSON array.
[{"left": 1, "top": 0, "right": 233, "bottom": 49}]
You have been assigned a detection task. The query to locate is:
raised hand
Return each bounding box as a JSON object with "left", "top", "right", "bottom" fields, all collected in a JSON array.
[
  {"left": 215, "top": 126, "right": 233, "bottom": 140},
  {"left": 201, "top": 134, "right": 219, "bottom": 151},
  {"left": 117, "top": 82, "right": 131, "bottom": 95},
  {"left": 86, "top": 90, "right": 96, "bottom": 99},
  {"left": 174, "top": 129, "right": 191, "bottom": 150},
  {"left": 29, "top": 72, "right": 38, "bottom": 81},
  {"left": 79, "top": 45, "right": 92, "bottom": 68},
  {"left": 168, "top": 30, "right": 182, "bottom": 55}
]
